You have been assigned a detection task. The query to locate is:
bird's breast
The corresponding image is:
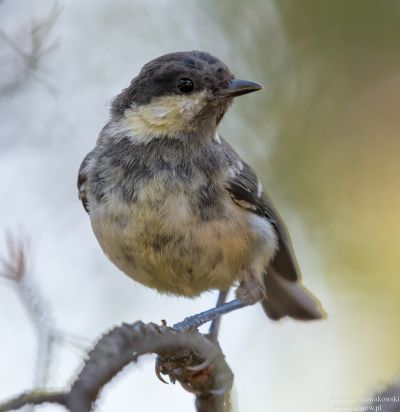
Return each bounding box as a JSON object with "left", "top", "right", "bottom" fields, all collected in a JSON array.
[{"left": 90, "top": 173, "right": 275, "bottom": 297}]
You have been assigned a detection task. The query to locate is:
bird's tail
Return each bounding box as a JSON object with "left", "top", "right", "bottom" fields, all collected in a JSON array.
[{"left": 262, "top": 267, "right": 325, "bottom": 321}]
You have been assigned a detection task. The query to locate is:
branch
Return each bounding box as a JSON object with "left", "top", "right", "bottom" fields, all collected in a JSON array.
[
  {"left": 0, "top": 322, "right": 233, "bottom": 412},
  {"left": 0, "top": 3, "right": 61, "bottom": 96},
  {"left": 0, "top": 391, "right": 67, "bottom": 411},
  {"left": 0, "top": 235, "right": 84, "bottom": 393},
  {"left": 1, "top": 236, "right": 56, "bottom": 390}
]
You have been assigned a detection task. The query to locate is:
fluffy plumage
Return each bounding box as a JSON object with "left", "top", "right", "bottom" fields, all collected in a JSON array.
[{"left": 78, "top": 51, "right": 324, "bottom": 321}]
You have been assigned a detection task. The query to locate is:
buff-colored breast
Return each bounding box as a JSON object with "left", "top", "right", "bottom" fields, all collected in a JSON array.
[{"left": 90, "top": 177, "right": 277, "bottom": 297}]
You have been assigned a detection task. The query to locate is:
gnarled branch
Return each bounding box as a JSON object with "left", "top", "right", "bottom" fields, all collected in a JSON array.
[{"left": 0, "top": 321, "right": 233, "bottom": 412}]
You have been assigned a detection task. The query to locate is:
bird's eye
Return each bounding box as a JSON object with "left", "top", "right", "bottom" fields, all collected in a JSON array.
[{"left": 178, "top": 78, "right": 194, "bottom": 93}]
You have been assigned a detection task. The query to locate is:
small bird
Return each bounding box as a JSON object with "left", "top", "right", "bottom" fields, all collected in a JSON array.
[{"left": 78, "top": 51, "right": 324, "bottom": 329}]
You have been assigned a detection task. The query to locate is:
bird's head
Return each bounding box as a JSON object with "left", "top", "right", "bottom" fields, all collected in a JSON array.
[{"left": 111, "top": 51, "right": 262, "bottom": 142}]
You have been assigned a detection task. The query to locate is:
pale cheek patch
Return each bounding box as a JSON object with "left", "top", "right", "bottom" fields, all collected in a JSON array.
[{"left": 122, "top": 91, "right": 208, "bottom": 139}]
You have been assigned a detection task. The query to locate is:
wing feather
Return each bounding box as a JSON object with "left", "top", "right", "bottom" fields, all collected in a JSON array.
[
  {"left": 77, "top": 151, "right": 94, "bottom": 214},
  {"left": 221, "top": 138, "right": 300, "bottom": 281}
]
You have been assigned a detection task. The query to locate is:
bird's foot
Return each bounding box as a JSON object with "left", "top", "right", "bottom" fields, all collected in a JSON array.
[
  {"left": 155, "top": 351, "right": 213, "bottom": 391},
  {"left": 235, "top": 270, "right": 266, "bottom": 305}
]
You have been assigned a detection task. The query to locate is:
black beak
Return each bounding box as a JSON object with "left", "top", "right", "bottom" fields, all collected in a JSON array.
[{"left": 220, "top": 79, "right": 263, "bottom": 97}]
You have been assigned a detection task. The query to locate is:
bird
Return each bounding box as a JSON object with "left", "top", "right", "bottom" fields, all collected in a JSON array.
[{"left": 78, "top": 50, "right": 324, "bottom": 333}]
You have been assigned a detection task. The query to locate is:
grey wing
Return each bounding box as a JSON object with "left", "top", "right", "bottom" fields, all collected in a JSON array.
[
  {"left": 77, "top": 151, "right": 94, "bottom": 214},
  {"left": 221, "top": 138, "right": 324, "bottom": 321},
  {"left": 221, "top": 139, "right": 300, "bottom": 282}
]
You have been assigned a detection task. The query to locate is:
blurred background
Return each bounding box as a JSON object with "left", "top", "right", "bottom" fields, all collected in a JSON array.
[{"left": 1, "top": 0, "right": 400, "bottom": 410}]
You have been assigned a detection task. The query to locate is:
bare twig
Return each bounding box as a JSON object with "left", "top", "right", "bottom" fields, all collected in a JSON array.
[
  {"left": 0, "top": 3, "right": 61, "bottom": 96},
  {"left": 1, "top": 235, "right": 55, "bottom": 391},
  {"left": 0, "top": 236, "right": 88, "bottom": 399},
  {"left": 0, "top": 391, "right": 68, "bottom": 412},
  {"left": 0, "top": 322, "right": 233, "bottom": 412}
]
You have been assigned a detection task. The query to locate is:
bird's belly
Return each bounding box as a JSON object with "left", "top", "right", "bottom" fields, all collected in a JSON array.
[{"left": 91, "top": 188, "right": 276, "bottom": 297}]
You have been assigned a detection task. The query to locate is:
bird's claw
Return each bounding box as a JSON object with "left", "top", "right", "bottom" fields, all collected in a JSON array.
[
  {"left": 185, "top": 357, "right": 212, "bottom": 372},
  {"left": 155, "top": 361, "right": 169, "bottom": 384}
]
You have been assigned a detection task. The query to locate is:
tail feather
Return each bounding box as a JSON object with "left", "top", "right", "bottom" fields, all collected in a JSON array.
[{"left": 262, "top": 267, "right": 325, "bottom": 321}]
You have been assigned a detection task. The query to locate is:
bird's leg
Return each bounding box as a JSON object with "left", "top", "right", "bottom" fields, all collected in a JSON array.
[
  {"left": 208, "top": 289, "right": 229, "bottom": 341},
  {"left": 173, "top": 298, "right": 250, "bottom": 331},
  {"left": 173, "top": 270, "right": 264, "bottom": 332},
  {"left": 173, "top": 270, "right": 266, "bottom": 331}
]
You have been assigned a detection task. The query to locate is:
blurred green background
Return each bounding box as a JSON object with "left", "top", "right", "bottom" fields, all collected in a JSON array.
[
  {"left": 218, "top": 0, "right": 400, "bottom": 406},
  {"left": 1, "top": 0, "right": 400, "bottom": 411},
  {"left": 217, "top": 0, "right": 400, "bottom": 286}
]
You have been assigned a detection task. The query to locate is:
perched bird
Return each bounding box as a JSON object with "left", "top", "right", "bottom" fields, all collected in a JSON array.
[{"left": 78, "top": 51, "right": 324, "bottom": 328}]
